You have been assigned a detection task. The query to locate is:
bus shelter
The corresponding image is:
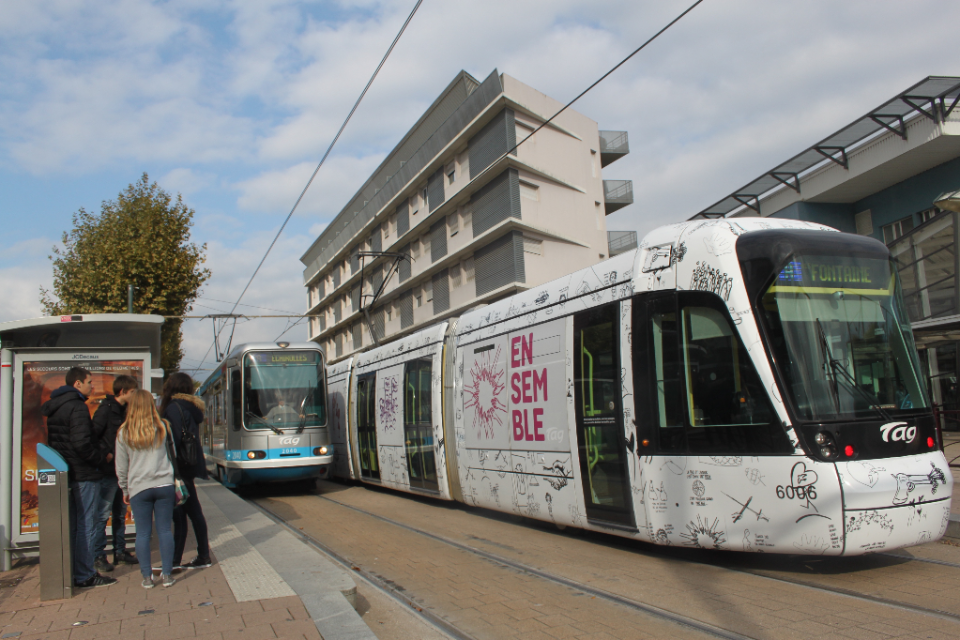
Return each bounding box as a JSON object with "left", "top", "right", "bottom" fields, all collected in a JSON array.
[{"left": 0, "top": 314, "right": 164, "bottom": 570}]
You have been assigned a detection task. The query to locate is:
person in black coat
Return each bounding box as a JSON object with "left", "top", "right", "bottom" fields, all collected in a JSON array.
[
  {"left": 91, "top": 374, "right": 139, "bottom": 571},
  {"left": 160, "top": 372, "right": 212, "bottom": 569},
  {"left": 42, "top": 366, "right": 117, "bottom": 588}
]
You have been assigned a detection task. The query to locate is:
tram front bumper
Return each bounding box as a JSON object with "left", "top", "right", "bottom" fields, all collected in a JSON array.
[{"left": 836, "top": 451, "right": 953, "bottom": 554}]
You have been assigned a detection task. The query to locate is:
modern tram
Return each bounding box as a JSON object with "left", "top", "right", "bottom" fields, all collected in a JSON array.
[
  {"left": 327, "top": 218, "right": 953, "bottom": 555},
  {"left": 197, "top": 342, "right": 332, "bottom": 487}
]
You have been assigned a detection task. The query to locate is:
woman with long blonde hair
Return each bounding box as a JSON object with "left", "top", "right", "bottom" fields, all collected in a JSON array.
[{"left": 115, "top": 389, "right": 177, "bottom": 588}]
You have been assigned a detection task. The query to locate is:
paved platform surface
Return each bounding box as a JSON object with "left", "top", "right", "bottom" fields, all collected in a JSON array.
[{"left": 0, "top": 479, "right": 374, "bottom": 640}]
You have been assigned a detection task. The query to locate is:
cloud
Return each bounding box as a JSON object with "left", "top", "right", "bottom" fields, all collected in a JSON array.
[{"left": 233, "top": 153, "right": 384, "bottom": 218}]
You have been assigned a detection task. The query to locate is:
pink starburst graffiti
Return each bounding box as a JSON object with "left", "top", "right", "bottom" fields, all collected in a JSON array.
[{"left": 463, "top": 345, "right": 507, "bottom": 439}]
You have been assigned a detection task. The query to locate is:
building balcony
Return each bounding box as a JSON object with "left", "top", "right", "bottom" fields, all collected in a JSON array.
[
  {"left": 607, "top": 230, "right": 638, "bottom": 257},
  {"left": 603, "top": 180, "right": 633, "bottom": 215},
  {"left": 599, "top": 130, "right": 629, "bottom": 167}
]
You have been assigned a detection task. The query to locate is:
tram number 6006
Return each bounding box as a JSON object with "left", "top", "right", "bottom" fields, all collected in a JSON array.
[{"left": 776, "top": 484, "right": 817, "bottom": 500}]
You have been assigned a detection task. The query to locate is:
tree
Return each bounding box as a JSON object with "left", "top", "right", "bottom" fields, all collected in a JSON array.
[{"left": 42, "top": 173, "right": 210, "bottom": 376}]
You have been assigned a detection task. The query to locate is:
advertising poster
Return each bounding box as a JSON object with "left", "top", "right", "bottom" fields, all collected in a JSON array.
[{"left": 19, "top": 359, "right": 144, "bottom": 535}]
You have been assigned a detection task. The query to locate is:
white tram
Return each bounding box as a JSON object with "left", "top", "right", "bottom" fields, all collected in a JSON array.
[
  {"left": 198, "top": 342, "right": 332, "bottom": 487},
  {"left": 328, "top": 219, "right": 953, "bottom": 554}
]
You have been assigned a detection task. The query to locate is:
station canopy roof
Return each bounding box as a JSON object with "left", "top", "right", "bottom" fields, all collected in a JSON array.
[{"left": 690, "top": 76, "right": 960, "bottom": 220}]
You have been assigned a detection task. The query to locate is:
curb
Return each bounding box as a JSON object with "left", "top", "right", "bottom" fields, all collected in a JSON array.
[{"left": 195, "top": 480, "right": 376, "bottom": 640}]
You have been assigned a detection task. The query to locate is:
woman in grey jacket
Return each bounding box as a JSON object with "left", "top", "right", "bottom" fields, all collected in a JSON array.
[{"left": 115, "top": 389, "right": 177, "bottom": 588}]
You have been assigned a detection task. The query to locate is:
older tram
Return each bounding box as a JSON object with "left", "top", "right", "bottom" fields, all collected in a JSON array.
[
  {"left": 327, "top": 218, "right": 952, "bottom": 554},
  {"left": 198, "top": 342, "right": 331, "bottom": 487}
]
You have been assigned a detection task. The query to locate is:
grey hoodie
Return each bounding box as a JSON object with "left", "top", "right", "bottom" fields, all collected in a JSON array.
[{"left": 115, "top": 428, "right": 175, "bottom": 500}]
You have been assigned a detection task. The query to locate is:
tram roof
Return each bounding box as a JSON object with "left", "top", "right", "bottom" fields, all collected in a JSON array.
[{"left": 689, "top": 75, "right": 960, "bottom": 220}]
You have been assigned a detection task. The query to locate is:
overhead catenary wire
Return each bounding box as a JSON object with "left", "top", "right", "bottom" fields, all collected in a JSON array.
[
  {"left": 189, "top": 0, "right": 425, "bottom": 375},
  {"left": 189, "top": 0, "right": 706, "bottom": 373}
]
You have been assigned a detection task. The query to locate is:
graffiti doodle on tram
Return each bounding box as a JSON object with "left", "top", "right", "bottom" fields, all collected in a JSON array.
[
  {"left": 777, "top": 462, "right": 819, "bottom": 514},
  {"left": 463, "top": 345, "right": 508, "bottom": 440},
  {"left": 846, "top": 510, "right": 894, "bottom": 535},
  {"left": 680, "top": 516, "right": 726, "bottom": 549},
  {"left": 846, "top": 461, "right": 885, "bottom": 488},
  {"left": 543, "top": 460, "right": 570, "bottom": 491},
  {"left": 379, "top": 376, "right": 399, "bottom": 431},
  {"left": 892, "top": 462, "right": 946, "bottom": 505},
  {"left": 690, "top": 261, "right": 734, "bottom": 301},
  {"left": 724, "top": 493, "right": 769, "bottom": 523}
]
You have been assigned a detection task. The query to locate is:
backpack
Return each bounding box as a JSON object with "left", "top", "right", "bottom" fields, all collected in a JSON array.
[{"left": 174, "top": 403, "right": 200, "bottom": 470}]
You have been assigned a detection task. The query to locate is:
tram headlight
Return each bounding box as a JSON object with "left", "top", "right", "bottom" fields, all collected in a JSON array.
[
  {"left": 247, "top": 450, "right": 266, "bottom": 460},
  {"left": 814, "top": 431, "right": 838, "bottom": 460},
  {"left": 313, "top": 446, "right": 328, "bottom": 456}
]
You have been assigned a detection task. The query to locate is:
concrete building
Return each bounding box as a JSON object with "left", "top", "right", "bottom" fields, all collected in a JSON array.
[
  {"left": 691, "top": 75, "right": 960, "bottom": 411},
  {"left": 301, "top": 70, "right": 633, "bottom": 362}
]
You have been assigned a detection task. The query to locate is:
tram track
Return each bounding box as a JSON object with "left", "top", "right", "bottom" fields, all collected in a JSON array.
[
  {"left": 249, "top": 487, "right": 960, "bottom": 640},
  {"left": 312, "top": 493, "right": 960, "bottom": 626},
  {"left": 252, "top": 495, "right": 752, "bottom": 640}
]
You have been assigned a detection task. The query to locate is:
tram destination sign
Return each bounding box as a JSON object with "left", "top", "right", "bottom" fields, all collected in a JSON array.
[
  {"left": 250, "top": 351, "right": 319, "bottom": 364},
  {"left": 776, "top": 256, "right": 890, "bottom": 294}
]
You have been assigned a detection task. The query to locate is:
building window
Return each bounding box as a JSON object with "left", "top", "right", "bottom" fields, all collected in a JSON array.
[
  {"left": 523, "top": 236, "right": 543, "bottom": 255},
  {"left": 520, "top": 180, "right": 539, "bottom": 201},
  {"left": 882, "top": 215, "right": 915, "bottom": 245},
  {"left": 447, "top": 166, "right": 456, "bottom": 185},
  {"left": 465, "top": 257, "right": 475, "bottom": 281},
  {"left": 462, "top": 208, "right": 472, "bottom": 232},
  {"left": 411, "top": 195, "right": 420, "bottom": 216},
  {"left": 411, "top": 239, "right": 420, "bottom": 259},
  {"left": 918, "top": 207, "right": 943, "bottom": 224},
  {"left": 424, "top": 279, "right": 433, "bottom": 302},
  {"left": 449, "top": 212, "right": 459, "bottom": 236},
  {"left": 416, "top": 293, "right": 422, "bottom": 307}
]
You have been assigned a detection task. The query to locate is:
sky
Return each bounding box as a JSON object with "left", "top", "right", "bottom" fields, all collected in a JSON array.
[{"left": 2, "top": 0, "right": 959, "bottom": 377}]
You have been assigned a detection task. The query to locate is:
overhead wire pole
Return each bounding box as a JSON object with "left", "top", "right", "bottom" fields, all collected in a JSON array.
[{"left": 189, "top": 0, "right": 425, "bottom": 375}]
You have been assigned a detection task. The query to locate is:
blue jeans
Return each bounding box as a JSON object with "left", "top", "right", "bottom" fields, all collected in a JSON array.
[
  {"left": 68, "top": 481, "right": 100, "bottom": 584},
  {"left": 94, "top": 477, "right": 119, "bottom": 560},
  {"left": 129, "top": 486, "right": 175, "bottom": 578}
]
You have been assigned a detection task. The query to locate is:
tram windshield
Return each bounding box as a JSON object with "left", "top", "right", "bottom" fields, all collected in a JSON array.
[
  {"left": 757, "top": 253, "right": 928, "bottom": 421},
  {"left": 242, "top": 350, "right": 326, "bottom": 430}
]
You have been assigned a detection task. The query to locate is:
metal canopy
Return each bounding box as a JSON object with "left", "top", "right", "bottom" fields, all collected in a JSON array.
[{"left": 690, "top": 76, "right": 960, "bottom": 220}]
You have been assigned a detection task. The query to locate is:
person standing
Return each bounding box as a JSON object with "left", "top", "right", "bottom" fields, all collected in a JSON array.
[
  {"left": 42, "top": 366, "right": 117, "bottom": 588},
  {"left": 91, "top": 375, "right": 139, "bottom": 572},
  {"left": 160, "top": 372, "right": 212, "bottom": 570},
  {"left": 115, "top": 389, "right": 177, "bottom": 588}
]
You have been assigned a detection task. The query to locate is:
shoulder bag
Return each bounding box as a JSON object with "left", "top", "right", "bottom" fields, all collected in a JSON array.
[{"left": 164, "top": 429, "right": 190, "bottom": 507}]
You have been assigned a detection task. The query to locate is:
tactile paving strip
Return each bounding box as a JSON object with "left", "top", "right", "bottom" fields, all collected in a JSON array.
[{"left": 202, "top": 497, "right": 296, "bottom": 602}]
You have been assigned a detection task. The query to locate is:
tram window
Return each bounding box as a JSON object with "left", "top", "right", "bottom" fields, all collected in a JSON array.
[
  {"left": 681, "top": 305, "right": 775, "bottom": 429},
  {"left": 241, "top": 351, "right": 326, "bottom": 429},
  {"left": 230, "top": 370, "right": 241, "bottom": 430},
  {"left": 634, "top": 292, "right": 790, "bottom": 455},
  {"left": 404, "top": 359, "right": 432, "bottom": 424}
]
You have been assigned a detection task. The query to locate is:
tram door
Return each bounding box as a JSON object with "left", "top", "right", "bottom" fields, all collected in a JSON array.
[
  {"left": 574, "top": 302, "right": 635, "bottom": 528},
  {"left": 404, "top": 359, "right": 438, "bottom": 492},
  {"left": 356, "top": 373, "right": 380, "bottom": 480}
]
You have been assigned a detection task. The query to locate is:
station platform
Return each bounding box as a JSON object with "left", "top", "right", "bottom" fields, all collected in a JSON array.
[{"left": 0, "top": 479, "right": 375, "bottom": 640}]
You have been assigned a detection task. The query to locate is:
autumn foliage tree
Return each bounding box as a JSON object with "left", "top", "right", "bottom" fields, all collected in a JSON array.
[{"left": 41, "top": 173, "right": 210, "bottom": 375}]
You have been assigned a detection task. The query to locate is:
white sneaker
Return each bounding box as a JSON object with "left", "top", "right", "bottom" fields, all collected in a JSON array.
[
  {"left": 141, "top": 576, "right": 155, "bottom": 589},
  {"left": 161, "top": 573, "right": 176, "bottom": 588}
]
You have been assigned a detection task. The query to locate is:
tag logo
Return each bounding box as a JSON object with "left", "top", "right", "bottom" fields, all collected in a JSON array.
[
  {"left": 279, "top": 437, "right": 300, "bottom": 446},
  {"left": 880, "top": 422, "right": 916, "bottom": 443}
]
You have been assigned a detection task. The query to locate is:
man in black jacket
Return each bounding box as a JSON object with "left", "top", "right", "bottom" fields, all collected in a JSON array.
[
  {"left": 42, "top": 367, "right": 117, "bottom": 588},
  {"left": 91, "top": 374, "right": 139, "bottom": 572}
]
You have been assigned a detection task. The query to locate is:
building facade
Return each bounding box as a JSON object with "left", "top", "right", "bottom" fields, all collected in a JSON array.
[
  {"left": 692, "top": 76, "right": 960, "bottom": 413},
  {"left": 301, "top": 70, "right": 633, "bottom": 362}
]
